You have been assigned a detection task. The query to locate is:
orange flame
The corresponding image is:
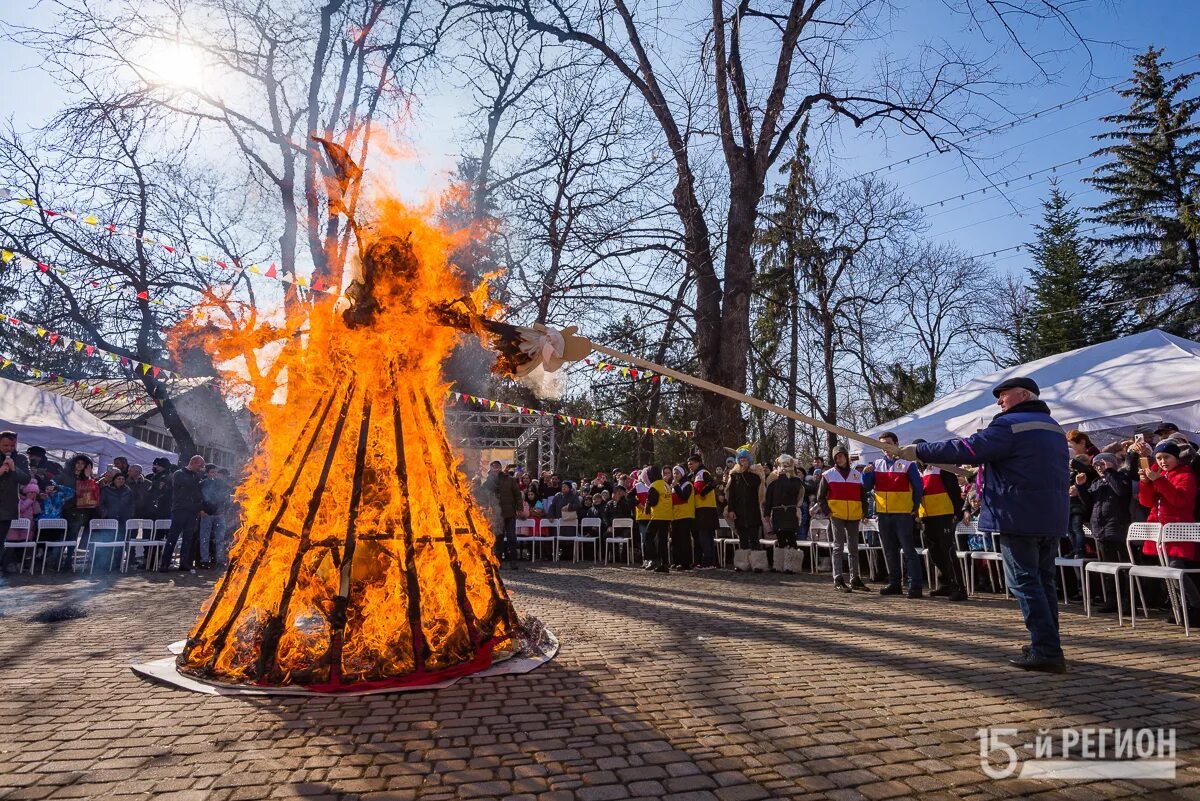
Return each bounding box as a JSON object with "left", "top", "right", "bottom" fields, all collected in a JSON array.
[{"left": 176, "top": 194, "right": 517, "bottom": 690}]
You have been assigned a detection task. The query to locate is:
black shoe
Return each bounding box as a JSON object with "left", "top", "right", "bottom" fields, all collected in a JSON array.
[
  {"left": 834, "top": 579, "right": 852, "bottom": 593},
  {"left": 879, "top": 585, "right": 902, "bottom": 596},
  {"left": 1009, "top": 653, "right": 1067, "bottom": 674},
  {"left": 928, "top": 586, "right": 953, "bottom": 597},
  {"left": 654, "top": 565, "right": 670, "bottom": 574},
  {"left": 849, "top": 577, "right": 869, "bottom": 591},
  {"left": 907, "top": 588, "right": 924, "bottom": 599},
  {"left": 947, "top": 589, "right": 967, "bottom": 602},
  {"left": 643, "top": 561, "right": 655, "bottom": 570}
]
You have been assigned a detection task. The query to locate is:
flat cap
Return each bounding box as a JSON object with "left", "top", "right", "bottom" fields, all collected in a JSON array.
[{"left": 992, "top": 376, "right": 1039, "bottom": 398}]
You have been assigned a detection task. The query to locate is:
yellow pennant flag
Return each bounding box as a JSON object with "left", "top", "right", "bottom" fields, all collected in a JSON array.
[
  {"left": 198, "top": 255, "right": 210, "bottom": 263},
  {"left": 248, "top": 264, "right": 260, "bottom": 274},
  {"left": 83, "top": 215, "right": 99, "bottom": 225},
  {"left": 36, "top": 327, "right": 45, "bottom": 337},
  {"left": 141, "top": 363, "right": 151, "bottom": 374},
  {"left": 17, "top": 198, "right": 34, "bottom": 207},
  {"left": 1, "top": 359, "right": 10, "bottom": 369},
  {"left": 1, "top": 251, "right": 12, "bottom": 263},
  {"left": 74, "top": 340, "right": 84, "bottom": 352}
]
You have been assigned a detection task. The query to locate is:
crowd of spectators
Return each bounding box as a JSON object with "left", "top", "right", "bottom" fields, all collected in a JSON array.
[
  {"left": 0, "top": 430, "right": 235, "bottom": 575},
  {"left": 473, "top": 419, "right": 1198, "bottom": 621}
]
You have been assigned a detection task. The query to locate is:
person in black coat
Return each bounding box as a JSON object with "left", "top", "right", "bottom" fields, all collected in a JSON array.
[
  {"left": 99, "top": 473, "right": 136, "bottom": 530},
  {"left": 162, "top": 456, "right": 205, "bottom": 572},
  {"left": 0, "top": 431, "right": 32, "bottom": 570},
  {"left": 147, "top": 457, "right": 175, "bottom": 519},
  {"left": 763, "top": 455, "right": 805, "bottom": 549},
  {"left": 1078, "top": 451, "right": 1132, "bottom": 613}
]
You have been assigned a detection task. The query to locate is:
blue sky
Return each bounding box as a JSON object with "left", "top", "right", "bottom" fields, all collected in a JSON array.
[{"left": 1, "top": 1, "right": 1198, "bottom": 281}]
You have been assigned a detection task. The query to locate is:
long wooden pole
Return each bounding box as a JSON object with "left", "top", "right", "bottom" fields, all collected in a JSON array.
[{"left": 587, "top": 342, "right": 891, "bottom": 452}]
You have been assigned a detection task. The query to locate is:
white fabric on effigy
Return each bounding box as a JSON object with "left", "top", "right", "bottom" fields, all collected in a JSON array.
[{"left": 857, "top": 329, "right": 1200, "bottom": 461}]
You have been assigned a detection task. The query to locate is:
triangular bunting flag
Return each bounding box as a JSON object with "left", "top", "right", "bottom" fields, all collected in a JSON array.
[
  {"left": 136, "top": 290, "right": 149, "bottom": 300},
  {"left": 74, "top": 341, "right": 84, "bottom": 352},
  {"left": 141, "top": 363, "right": 151, "bottom": 374},
  {"left": 85, "top": 345, "right": 95, "bottom": 357},
  {"left": 265, "top": 263, "right": 277, "bottom": 278}
]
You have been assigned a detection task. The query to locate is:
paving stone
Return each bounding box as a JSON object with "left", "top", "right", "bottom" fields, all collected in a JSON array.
[{"left": 2, "top": 566, "right": 1198, "bottom": 801}]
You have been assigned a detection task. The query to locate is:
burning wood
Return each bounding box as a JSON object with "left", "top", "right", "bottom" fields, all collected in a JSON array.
[{"left": 176, "top": 197, "right": 520, "bottom": 691}]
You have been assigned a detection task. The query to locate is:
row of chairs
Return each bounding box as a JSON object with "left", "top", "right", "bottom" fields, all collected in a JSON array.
[
  {"left": 514, "top": 517, "right": 637, "bottom": 564},
  {"left": 3, "top": 518, "right": 172, "bottom": 574}
]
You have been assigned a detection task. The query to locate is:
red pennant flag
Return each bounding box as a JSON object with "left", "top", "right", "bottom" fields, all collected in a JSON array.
[
  {"left": 652, "top": 375, "right": 661, "bottom": 384},
  {"left": 85, "top": 345, "right": 95, "bottom": 357},
  {"left": 48, "top": 334, "right": 59, "bottom": 346},
  {"left": 265, "top": 263, "right": 277, "bottom": 278},
  {"left": 7, "top": 317, "right": 17, "bottom": 326},
  {"left": 37, "top": 262, "right": 49, "bottom": 273},
  {"left": 45, "top": 210, "right": 58, "bottom": 217},
  {"left": 162, "top": 245, "right": 174, "bottom": 254},
  {"left": 311, "top": 276, "right": 326, "bottom": 292},
  {"left": 136, "top": 290, "right": 149, "bottom": 300},
  {"left": 90, "top": 280, "right": 99, "bottom": 287},
  {"left": 120, "top": 356, "right": 130, "bottom": 367},
  {"left": 105, "top": 224, "right": 116, "bottom": 232},
  {"left": 216, "top": 261, "right": 227, "bottom": 268},
  {"left": 151, "top": 366, "right": 161, "bottom": 378}
]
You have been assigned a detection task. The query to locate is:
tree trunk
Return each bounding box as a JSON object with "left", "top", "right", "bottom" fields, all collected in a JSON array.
[
  {"left": 821, "top": 314, "right": 838, "bottom": 456},
  {"left": 786, "top": 281, "right": 799, "bottom": 455},
  {"left": 143, "top": 377, "right": 199, "bottom": 460}
]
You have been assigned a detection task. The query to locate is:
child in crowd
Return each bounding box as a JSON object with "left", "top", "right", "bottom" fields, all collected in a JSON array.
[{"left": 19, "top": 481, "right": 42, "bottom": 522}]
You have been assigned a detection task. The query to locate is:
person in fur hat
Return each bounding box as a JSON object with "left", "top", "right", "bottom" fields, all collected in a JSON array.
[
  {"left": 725, "top": 447, "right": 766, "bottom": 561},
  {"left": 764, "top": 455, "right": 805, "bottom": 551}
]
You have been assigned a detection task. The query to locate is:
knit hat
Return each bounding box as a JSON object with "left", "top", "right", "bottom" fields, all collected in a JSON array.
[
  {"left": 736, "top": 448, "right": 752, "bottom": 461},
  {"left": 1092, "top": 452, "right": 1119, "bottom": 469},
  {"left": 23, "top": 481, "right": 39, "bottom": 495},
  {"left": 672, "top": 465, "right": 687, "bottom": 478},
  {"left": 1153, "top": 441, "right": 1182, "bottom": 458}
]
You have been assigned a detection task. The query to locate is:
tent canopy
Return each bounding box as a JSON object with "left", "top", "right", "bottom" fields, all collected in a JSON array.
[
  {"left": 0, "top": 376, "right": 177, "bottom": 468},
  {"left": 857, "top": 329, "right": 1200, "bottom": 461}
]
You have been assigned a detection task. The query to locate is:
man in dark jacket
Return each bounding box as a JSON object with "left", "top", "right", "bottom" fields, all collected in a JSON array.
[
  {"left": 147, "top": 457, "right": 175, "bottom": 519},
  {"left": 162, "top": 456, "right": 206, "bottom": 572},
  {"left": 1079, "top": 451, "right": 1131, "bottom": 613},
  {"left": 25, "top": 445, "right": 62, "bottom": 490},
  {"left": 899, "top": 376, "right": 1069, "bottom": 673},
  {"left": 0, "top": 431, "right": 32, "bottom": 570},
  {"left": 483, "top": 460, "right": 523, "bottom": 568},
  {"left": 725, "top": 448, "right": 765, "bottom": 551},
  {"left": 604, "top": 485, "right": 636, "bottom": 527}
]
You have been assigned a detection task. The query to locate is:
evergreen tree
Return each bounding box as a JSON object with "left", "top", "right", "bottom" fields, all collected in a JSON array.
[
  {"left": 1087, "top": 46, "right": 1200, "bottom": 336},
  {"left": 1013, "top": 185, "right": 1124, "bottom": 360}
]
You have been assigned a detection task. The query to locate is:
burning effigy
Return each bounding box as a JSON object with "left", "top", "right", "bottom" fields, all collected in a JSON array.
[{"left": 166, "top": 192, "right": 551, "bottom": 692}]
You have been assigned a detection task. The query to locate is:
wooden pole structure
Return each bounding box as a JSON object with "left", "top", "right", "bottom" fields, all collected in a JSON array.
[{"left": 586, "top": 342, "right": 891, "bottom": 453}]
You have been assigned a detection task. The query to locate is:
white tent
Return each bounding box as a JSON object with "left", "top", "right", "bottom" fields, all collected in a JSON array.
[
  {"left": 857, "top": 329, "right": 1200, "bottom": 461},
  {"left": 0, "top": 375, "right": 177, "bottom": 468}
]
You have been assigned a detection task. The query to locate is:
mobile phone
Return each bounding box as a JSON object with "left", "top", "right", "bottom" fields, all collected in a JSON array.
[{"left": 1140, "top": 456, "right": 1151, "bottom": 471}]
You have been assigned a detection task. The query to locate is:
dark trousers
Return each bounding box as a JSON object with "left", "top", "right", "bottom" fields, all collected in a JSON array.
[
  {"left": 495, "top": 517, "right": 517, "bottom": 561},
  {"left": 671, "top": 518, "right": 695, "bottom": 566},
  {"left": 923, "top": 515, "right": 962, "bottom": 592},
  {"left": 1000, "top": 534, "right": 1063, "bottom": 661},
  {"left": 878, "top": 513, "right": 922, "bottom": 591},
  {"left": 647, "top": 519, "right": 671, "bottom": 565},
  {"left": 694, "top": 508, "right": 719, "bottom": 566},
  {"left": 164, "top": 509, "right": 201, "bottom": 570},
  {"left": 1067, "top": 507, "right": 1087, "bottom": 556},
  {"left": 775, "top": 529, "right": 799, "bottom": 549}
]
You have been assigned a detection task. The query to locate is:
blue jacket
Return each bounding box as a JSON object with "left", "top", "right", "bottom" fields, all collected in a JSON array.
[{"left": 915, "top": 399, "right": 1068, "bottom": 537}]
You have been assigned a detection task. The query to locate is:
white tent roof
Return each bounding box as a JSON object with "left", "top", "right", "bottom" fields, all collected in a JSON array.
[
  {"left": 0, "top": 376, "right": 177, "bottom": 468},
  {"left": 858, "top": 329, "right": 1200, "bottom": 460}
]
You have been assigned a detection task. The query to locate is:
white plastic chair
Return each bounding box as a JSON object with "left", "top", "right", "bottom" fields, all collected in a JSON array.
[
  {"left": 154, "top": 519, "right": 173, "bottom": 564},
  {"left": 856, "top": 519, "right": 884, "bottom": 579},
  {"left": 968, "top": 530, "right": 1008, "bottom": 597},
  {"left": 606, "top": 517, "right": 634, "bottom": 565},
  {"left": 1131, "top": 522, "right": 1200, "bottom": 636},
  {"left": 1084, "top": 522, "right": 1158, "bottom": 626},
  {"left": 1055, "top": 524, "right": 1095, "bottom": 604},
  {"left": 124, "top": 518, "right": 165, "bottom": 571},
  {"left": 514, "top": 519, "right": 541, "bottom": 562},
  {"left": 3, "top": 519, "right": 36, "bottom": 574},
  {"left": 805, "top": 518, "right": 831, "bottom": 574},
  {"left": 87, "top": 519, "right": 126, "bottom": 573},
  {"left": 954, "top": 522, "right": 976, "bottom": 587},
  {"left": 569, "top": 517, "right": 601, "bottom": 563},
  {"left": 36, "top": 518, "right": 73, "bottom": 573},
  {"left": 716, "top": 517, "right": 739, "bottom": 567}
]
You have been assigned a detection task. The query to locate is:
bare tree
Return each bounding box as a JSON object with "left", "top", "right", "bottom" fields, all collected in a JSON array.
[
  {"left": 0, "top": 105, "right": 257, "bottom": 458},
  {"left": 11, "top": 0, "right": 443, "bottom": 297},
  {"left": 458, "top": 0, "right": 1091, "bottom": 461}
]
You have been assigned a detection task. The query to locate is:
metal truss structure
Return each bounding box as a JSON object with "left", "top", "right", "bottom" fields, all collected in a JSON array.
[{"left": 444, "top": 408, "right": 556, "bottom": 474}]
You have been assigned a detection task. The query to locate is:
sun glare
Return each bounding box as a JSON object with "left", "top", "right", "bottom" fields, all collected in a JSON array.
[{"left": 140, "top": 41, "right": 209, "bottom": 91}]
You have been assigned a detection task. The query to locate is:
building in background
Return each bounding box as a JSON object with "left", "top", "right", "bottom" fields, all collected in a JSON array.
[{"left": 33, "top": 378, "right": 249, "bottom": 472}]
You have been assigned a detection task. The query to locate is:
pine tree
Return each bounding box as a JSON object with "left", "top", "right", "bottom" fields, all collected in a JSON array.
[
  {"left": 1015, "top": 185, "right": 1124, "bottom": 360},
  {"left": 1087, "top": 46, "right": 1200, "bottom": 336}
]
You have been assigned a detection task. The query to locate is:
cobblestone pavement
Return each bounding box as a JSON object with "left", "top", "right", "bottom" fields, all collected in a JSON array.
[{"left": 1, "top": 563, "right": 1198, "bottom": 801}]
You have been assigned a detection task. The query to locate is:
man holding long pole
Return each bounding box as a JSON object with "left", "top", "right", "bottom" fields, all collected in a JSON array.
[{"left": 892, "top": 377, "right": 1069, "bottom": 674}]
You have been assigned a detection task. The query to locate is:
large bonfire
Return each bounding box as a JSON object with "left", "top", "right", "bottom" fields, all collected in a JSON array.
[{"left": 175, "top": 192, "right": 523, "bottom": 691}]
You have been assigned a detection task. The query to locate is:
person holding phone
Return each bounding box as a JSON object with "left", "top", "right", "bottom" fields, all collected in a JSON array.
[{"left": 1138, "top": 440, "right": 1199, "bottom": 617}]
